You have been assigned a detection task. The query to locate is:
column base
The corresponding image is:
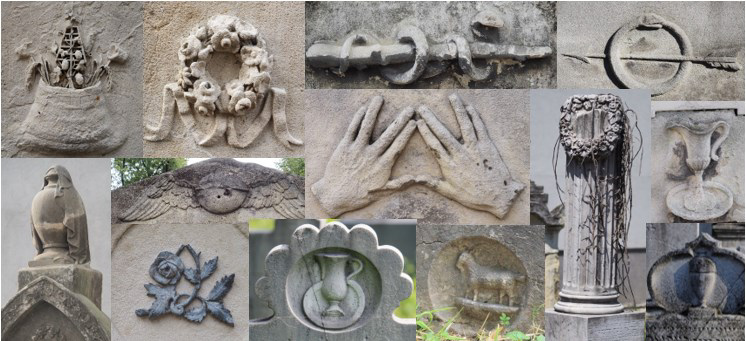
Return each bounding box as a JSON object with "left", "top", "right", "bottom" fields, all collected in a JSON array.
[
  {"left": 18, "top": 264, "right": 102, "bottom": 309},
  {"left": 553, "top": 291, "right": 624, "bottom": 315},
  {"left": 546, "top": 310, "right": 644, "bottom": 341}
]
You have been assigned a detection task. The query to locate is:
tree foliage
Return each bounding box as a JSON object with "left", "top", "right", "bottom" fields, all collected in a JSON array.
[
  {"left": 276, "top": 158, "right": 305, "bottom": 177},
  {"left": 112, "top": 158, "right": 187, "bottom": 188}
]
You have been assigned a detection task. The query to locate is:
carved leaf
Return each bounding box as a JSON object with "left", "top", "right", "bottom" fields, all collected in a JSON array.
[
  {"left": 201, "top": 257, "right": 218, "bottom": 280},
  {"left": 206, "top": 274, "right": 235, "bottom": 301},
  {"left": 184, "top": 302, "right": 207, "bottom": 323},
  {"left": 183, "top": 268, "right": 200, "bottom": 284},
  {"left": 206, "top": 301, "right": 235, "bottom": 326}
]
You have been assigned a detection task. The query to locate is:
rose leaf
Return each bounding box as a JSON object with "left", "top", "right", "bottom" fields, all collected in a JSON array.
[
  {"left": 201, "top": 257, "right": 218, "bottom": 280},
  {"left": 206, "top": 301, "right": 234, "bottom": 326},
  {"left": 206, "top": 274, "right": 234, "bottom": 301},
  {"left": 183, "top": 268, "right": 200, "bottom": 284},
  {"left": 184, "top": 302, "right": 207, "bottom": 323}
]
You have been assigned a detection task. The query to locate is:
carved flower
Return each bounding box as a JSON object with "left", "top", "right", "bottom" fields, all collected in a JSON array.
[
  {"left": 149, "top": 251, "right": 184, "bottom": 286},
  {"left": 240, "top": 46, "right": 267, "bottom": 67},
  {"left": 179, "top": 35, "right": 202, "bottom": 63},
  {"left": 211, "top": 29, "right": 240, "bottom": 53}
]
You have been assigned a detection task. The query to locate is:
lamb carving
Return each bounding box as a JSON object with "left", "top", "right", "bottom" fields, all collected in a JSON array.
[{"left": 456, "top": 251, "right": 525, "bottom": 306}]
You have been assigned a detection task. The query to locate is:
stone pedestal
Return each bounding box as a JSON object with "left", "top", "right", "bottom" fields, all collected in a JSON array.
[
  {"left": 545, "top": 310, "right": 644, "bottom": 341},
  {"left": 18, "top": 265, "right": 103, "bottom": 309}
]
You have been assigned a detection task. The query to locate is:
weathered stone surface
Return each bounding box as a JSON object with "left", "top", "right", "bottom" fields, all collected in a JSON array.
[
  {"left": 545, "top": 310, "right": 644, "bottom": 341},
  {"left": 1, "top": 159, "right": 111, "bottom": 315},
  {"left": 111, "top": 223, "right": 249, "bottom": 340},
  {"left": 305, "top": 89, "right": 529, "bottom": 224},
  {"left": 18, "top": 265, "right": 103, "bottom": 310},
  {"left": 1, "top": 2, "right": 143, "bottom": 157},
  {"left": 112, "top": 158, "right": 304, "bottom": 224},
  {"left": 250, "top": 222, "right": 414, "bottom": 340},
  {"left": 143, "top": 2, "right": 304, "bottom": 157},
  {"left": 530, "top": 181, "right": 564, "bottom": 308},
  {"left": 646, "top": 233, "right": 745, "bottom": 340},
  {"left": 305, "top": 1, "right": 556, "bottom": 89},
  {"left": 2, "top": 276, "right": 111, "bottom": 341},
  {"left": 712, "top": 222, "right": 745, "bottom": 252},
  {"left": 645, "top": 223, "right": 701, "bottom": 303},
  {"left": 651, "top": 102, "right": 745, "bottom": 223},
  {"left": 557, "top": 2, "right": 745, "bottom": 100},
  {"left": 416, "top": 225, "right": 544, "bottom": 336}
]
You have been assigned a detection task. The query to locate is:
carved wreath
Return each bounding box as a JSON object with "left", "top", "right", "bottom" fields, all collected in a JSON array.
[
  {"left": 559, "top": 94, "right": 624, "bottom": 159},
  {"left": 144, "top": 15, "right": 302, "bottom": 149},
  {"left": 135, "top": 244, "right": 235, "bottom": 326}
]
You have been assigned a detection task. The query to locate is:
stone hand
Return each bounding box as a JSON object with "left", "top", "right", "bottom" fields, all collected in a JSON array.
[
  {"left": 416, "top": 94, "right": 524, "bottom": 218},
  {"left": 312, "top": 95, "right": 418, "bottom": 217}
]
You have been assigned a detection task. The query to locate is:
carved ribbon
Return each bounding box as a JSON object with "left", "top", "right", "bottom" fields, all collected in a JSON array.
[{"left": 145, "top": 84, "right": 300, "bottom": 148}]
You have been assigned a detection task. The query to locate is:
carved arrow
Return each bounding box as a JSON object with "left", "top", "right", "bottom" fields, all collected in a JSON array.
[{"left": 562, "top": 53, "right": 741, "bottom": 71}]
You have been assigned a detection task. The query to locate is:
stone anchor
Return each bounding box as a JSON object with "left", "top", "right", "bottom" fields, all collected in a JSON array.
[
  {"left": 1, "top": 165, "right": 110, "bottom": 340},
  {"left": 306, "top": 10, "right": 553, "bottom": 84},
  {"left": 563, "top": 13, "right": 742, "bottom": 96}
]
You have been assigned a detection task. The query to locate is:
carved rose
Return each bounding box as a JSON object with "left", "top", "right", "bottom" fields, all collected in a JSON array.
[{"left": 149, "top": 251, "right": 185, "bottom": 286}]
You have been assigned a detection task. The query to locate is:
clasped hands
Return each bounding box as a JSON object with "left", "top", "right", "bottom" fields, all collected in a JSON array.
[{"left": 311, "top": 94, "right": 524, "bottom": 218}]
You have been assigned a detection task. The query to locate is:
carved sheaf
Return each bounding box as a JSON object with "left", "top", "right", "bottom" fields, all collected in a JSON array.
[
  {"left": 144, "top": 15, "right": 302, "bottom": 149},
  {"left": 118, "top": 160, "right": 305, "bottom": 221},
  {"left": 305, "top": 10, "right": 552, "bottom": 84}
]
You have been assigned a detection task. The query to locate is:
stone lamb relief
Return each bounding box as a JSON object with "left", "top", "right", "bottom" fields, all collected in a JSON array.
[
  {"left": 144, "top": 15, "right": 303, "bottom": 149},
  {"left": 112, "top": 159, "right": 304, "bottom": 223},
  {"left": 250, "top": 222, "right": 414, "bottom": 340},
  {"left": 20, "top": 12, "right": 128, "bottom": 154},
  {"left": 311, "top": 93, "right": 524, "bottom": 218},
  {"left": 563, "top": 12, "right": 742, "bottom": 96},
  {"left": 1, "top": 166, "right": 110, "bottom": 340},
  {"left": 647, "top": 234, "right": 745, "bottom": 340}
]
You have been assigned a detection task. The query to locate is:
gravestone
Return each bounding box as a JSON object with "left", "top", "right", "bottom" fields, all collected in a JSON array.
[
  {"left": 557, "top": 2, "right": 745, "bottom": 100},
  {"left": 647, "top": 233, "right": 745, "bottom": 340},
  {"left": 111, "top": 223, "right": 249, "bottom": 340},
  {"left": 249, "top": 222, "right": 415, "bottom": 340},
  {"left": 142, "top": 2, "right": 304, "bottom": 157},
  {"left": 1, "top": 2, "right": 143, "bottom": 157},
  {"left": 530, "top": 181, "right": 564, "bottom": 309},
  {"left": 545, "top": 94, "right": 644, "bottom": 341},
  {"left": 417, "top": 224, "right": 544, "bottom": 337},
  {"left": 2, "top": 165, "right": 110, "bottom": 340},
  {"left": 305, "top": 89, "right": 529, "bottom": 224},
  {"left": 112, "top": 158, "right": 304, "bottom": 224},
  {"left": 651, "top": 102, "right": 745, "bottom": 223},
  {"left": 305, "top": 2, "right": 556, "bottom": 89}
]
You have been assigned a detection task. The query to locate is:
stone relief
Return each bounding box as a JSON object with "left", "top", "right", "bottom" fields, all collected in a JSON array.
[
  {"left": 250, "top": 222, "right": 414, "bottom": 339},
  {"left": 302, "top": 252, "right": 365, "bottom": 329},
  {"left": 455, "top": 251, "right": 526, "bottom": 316},
  {"left": 664, "top": 118, "right": 732, "bottom": 221},
  {"left": 647, "top": 233, "right": 745, "bottom": 340},
  {"left": 19, "top": 11, "right": 129, "bottom": 154},
  {"left": 144, "top": 15, "right": 303, "bottom": 149},
  {"left": 136, "top": 244, "right": 235, "bottom": 327},
  {"left": 30, "top": 165, "right": 90, "bottom": 267},
  {"left": 306, "top": 10, "right": 552, "bottom": 85},
  {"left": 31, "top": 324, "right": 65, "bottom": 341},
  {"left": 311, "top": 93, "right": 524, "bottom": 218},
  {"left": 563, "top": 13, "right": 742, "bottom": 96},
  {"left": 559, "top": 94, "right": 624, "bottom": 159},
  {"left": 115, "top": 159, "right": 304, "bottom": 222}
]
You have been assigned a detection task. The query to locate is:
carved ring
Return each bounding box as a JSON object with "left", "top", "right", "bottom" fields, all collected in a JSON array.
[
  {"left": 559, "top": 94, "right": 624, "bottom": 159},
  {"left": 609, "top": 13, "right": 693, "bottom": 96},
  {"left": 450, "top": 35, "right": 493, "bottom": 81},
  {"left": 381, "top": 25, "right": 429, "bottom": 85}
]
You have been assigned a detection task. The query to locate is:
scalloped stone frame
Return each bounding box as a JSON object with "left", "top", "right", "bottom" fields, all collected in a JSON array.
[{"left": 250, "top": 222, "right": 414, "bottom": 340}]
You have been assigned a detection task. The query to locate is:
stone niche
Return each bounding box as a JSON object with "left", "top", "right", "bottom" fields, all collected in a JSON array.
[
  {"left": 249, "top": 222, "right": 415, "bottom": 340},
  {"left": 1, "top": 2, "right": 144, "bottom": 157},
  {"left": 557, "top": 2, "right": 745, "bottom": 100},
  {"left": 647, "top": 232, "right": 745, "bottom": 340},
  {"left": 650, "top": 102, "right": 745, "bottom": 223},
  {"left": 142, "top": 2, "right": 304, "bottom": 157},
  {"left": 416, "top": 225, "right": 544, "bottom": 337},
  {"left": 111, "top": 223, "right": 249, "bottom": 340},
  {"left": 305, "top": 89, "right": 529, "bottom": 224},
  {"left": 111, "top": 158, "right": 305, "bottom": 224},
  {"left": 305, "top": 1, "right": 556, "bottom": 89}
]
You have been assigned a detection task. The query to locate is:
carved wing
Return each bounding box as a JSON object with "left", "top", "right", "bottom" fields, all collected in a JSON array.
[
  {"left": 243, "top": 178, "right": 305, "bottom": 219},
  {"left": 119, "top": 175, "right": 198, "bottom": 222}
]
